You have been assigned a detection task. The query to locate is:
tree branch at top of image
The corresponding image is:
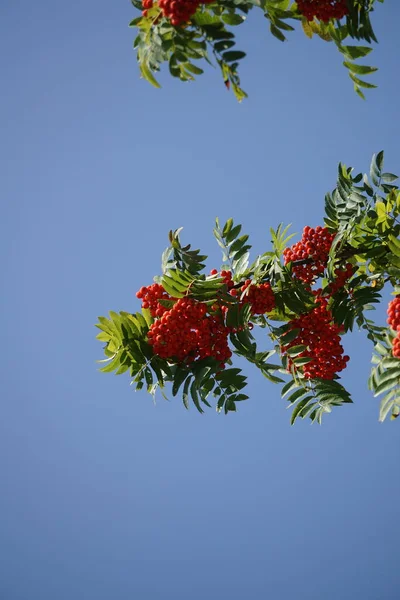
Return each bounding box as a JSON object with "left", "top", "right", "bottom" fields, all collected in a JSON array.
[{"left": 129, "top": 0, "right": 385, "bottom": 101}]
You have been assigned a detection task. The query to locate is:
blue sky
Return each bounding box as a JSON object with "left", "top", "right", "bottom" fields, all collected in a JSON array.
[{"left": 1, "top": 1, "right": 399, "bottom": 598}]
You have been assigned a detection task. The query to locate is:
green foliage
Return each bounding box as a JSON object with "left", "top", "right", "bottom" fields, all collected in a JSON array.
[
  {"left": 129, "top": 0, "right": 384, "bottom": 100},
  {"left": 96, "top": 310, "right": 156, "bottom": 386},
  {"left": 282, "top": 378, "right": 353, "bottom": 425},
  {"left": 369, "top": 335, "right": 400, "bottom": 421},
  {"left": 163, "top": 228, "right": 208, "bottom": 275},
  {"left": 97, "top": 151, "right": 400, "bottom": 424},
  {"left": 213, "top": 217, "right": 251, "bottom": 279}
]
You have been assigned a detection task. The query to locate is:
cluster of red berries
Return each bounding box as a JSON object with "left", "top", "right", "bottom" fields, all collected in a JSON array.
[
  {"left": 218, "top": 269, "right": 235, "bottom": 290},
  {"left": 392, "top": 337, "right": 400, "bottom": 359},
  {"left": 297, "top": 0, "right": 349, "bottom": 22},
  {"left": 387, "top": 296, "right": 400, "bottom": 330},
  {"left": 283, "top": 226, "right": 336, "bottom": 284},
  {"left": 136, "top": 268, "right": 277, "bottom": 367},
  {"left": 240, "top": 280, "right": 276, "bottom": 314},
  {"left": 142, "top": 0, "right": 155, "bottom": 18},
  {"left": 142, "top": 0, "right": 213, "bottom": 26},
  {"left": 210, "top": 269, "right": 275, "bottom": 315},
  {"left": 387, "top": 296, "right": 400, "bottom": 358},
  {"left": 282, "top": 291, "right": 349, "bottom": 380},
  {"left": 209, "top": 269, "right": 233, "bottom": 315},
  {"left": 147, "top": 297, "right": 232, "bottom": 366},
  {"left": 136, "top": 283, "right": 172, "bottom": 318}
]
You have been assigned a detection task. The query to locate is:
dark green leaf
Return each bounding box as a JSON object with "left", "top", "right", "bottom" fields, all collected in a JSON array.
[
  {"left": 190, "top": 381, "right": 204, "bottom": 413},
  {"left": 291, "top": 397, "right": 313, "bottom": 425},
  {"left": 222, "top": 50, "right": 246, "bottom": 62},
  {"left": 221, "top": 14, "right": 245, "bottom": 26},
  {"left": 172, "top": 368, "right": 189, "bottom": 397}
]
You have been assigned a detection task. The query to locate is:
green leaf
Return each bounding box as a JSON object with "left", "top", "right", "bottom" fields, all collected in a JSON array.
[
  {"left": 224, "top": 397, "right": 237, "bottom": 414},
  {"left": 140, "top": 62, "right": 161, "bottom": 88},
  {"left": 193, "top": 12, "right": 225, "bottom": 26},
  {"left": 343, "top": 61, "right": 378, "bottom": 75},
  {"left": 233, "top": 252, "right": 249, "bottom": 277},
  {"left": 299, "top": 401, "right": 318, "bottom": 420},
  {"left": 221, "top": 14, "right": 246, "bottom": 26},
  {"left": 203, "top": 27, "right": 235, "bottom": 41},
  {"left": 270, "top": 24, "right": 286, "bottom": 42},
  {"left": 291, "top": 397, "right": 313, "bottom": 425},
  {"left": 172, "top": 368, "right": 189, "bottom": 397},
  {"left": 381, "top": 173, "right": 398, "bottom": 184},
  {"left": 286, "top": 345, "right": 307, "bottom": 357},
  {"left": 373, "top": 374, "right": 400, "bottom": 397},
  {"left": 280, "top": 328, "right": 300, "bottom": 345},
  {"left": 281, "top": 379, "right": 299, "bottom": 398},
  {"left": 96, "top": 331, "right": 111, "bottom": 342},
  {"left": 341, "top": 45, "right": 372, "bottom": 59},
  {"left": 99, "top": 354, "right": 121, "bottom": 374},
  {"left": 292, "top": 356, "right": 314, "bottom": 366},
  {"left": 287, "top": 387, "right": 309, "bottom": 405},
  {"left": 222, "top": 51, "right": 246, "bottom": 62},
  {"left": 216, "top": 394, "right": 226, "bottom": 413},
  {"left": 379, "top": 391, "right": 397, "bottom": 423},
  {"left": 213, "top": 40, "right": 235, "bottom": 53},
  {"left": 225, "top": 224, "right": 242, "bottom": 244},
  {"left": 129, "top": 17, "right": 142, "bottom": 28},
  {"left": 184, "top": 63, "right": 204, "bottom": 75},
  {"left": 349, "top": 73, "right": 377, "bottom": 90},
  {"left": 190, "top": 381, "right": 204, "bottom": 413},
  {"left": 160, "top": 277, "right": 184, "bottom": 298},
  {"left": 141, "top": 308, "right": 153, "bottom": 327},
  {"left": 182, "top": 376, "right": 192, "bottom": 410},
  {"left": 145, "top": 367, "right": 153, "bottom": 388},
  {"left": 96, "top": 316, "right": 115, "bottom": 335},
  {"left": 222, "top": 218, "right": 234, "bottom": 237}
]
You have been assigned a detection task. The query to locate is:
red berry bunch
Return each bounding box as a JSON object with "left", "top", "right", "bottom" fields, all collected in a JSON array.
[
  {"left": 136, "top": 283, "right": 172, "bottom": 318},
  {"left": 142, "top": 0, "right": 154, "bottom": 17},
  {"left": 210, "top": 270, "right": 275, "bottom": 316},
  {"left": 148, "top": 298, "right": 232, "bottom": 366},
  {"left": 282, "top": 291, "right": 349, "bottom": 379},
  {"left": 283, "top": 226, "right": 336, "bottom": 284},
  {"left": 387, "top": 296, "right": 400, "bottom": 331},
  {"left": 157, "top": 0, "right": 213, "bottom": 26},
  {"left": 392, "top": 337, "right": 400, "bottom": 359},
  {"left": 297, "top": 0, "right": 349, "bottom": 22},
  {"left": 387, "top": 296, "right": 400, "bottom": 358},
  {"left": 219, "top": 269, "right": 235, "bottom": 290},
  {"left": 210, "top": 268, "right": 235, "bottom": 313},
  {"left": 241, "top": 279, "right": 276, "bottom": 314},
  {"left": 329, "top": 263, "right": 354, "bottom": 294}
]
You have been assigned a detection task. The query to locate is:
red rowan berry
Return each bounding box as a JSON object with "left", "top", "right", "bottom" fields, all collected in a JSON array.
[
  {"left": 220, "top": 269, "right": 234, "bottom": 289},
  {"left": 135, "top": 283, "right": 172, "bottom": 317},
  {"left": 392, "top": 334, "right": 400, "bottom": 359},
  {"left": 148, "top": 298, "right": 232, "bottom": 368},
  {"left": 387, "top": 296, "right": 400, "bottom": 331},
  {"left": 297, "top": 0, "right": 348, "bottom": 22},
  {"left": 241, "top": 280, "right": 275, "bottom": 314},
  {"left": 281, "top": 291, "right": 348, "bottom": 380},
  {"left": 387, "top": 297, "right": 400, "bottom": 358},
  {"left": 157, "top": 0, "right": 213, "bottom": 26},
  {"left": 329, "top": 263, "right": 354, "bottom": 294},
  {"left": 142, "top": 0, "right": 154, "bottom": 17},
  {"left": 283, "top": 226, "right": 336, "bottom": 284}
]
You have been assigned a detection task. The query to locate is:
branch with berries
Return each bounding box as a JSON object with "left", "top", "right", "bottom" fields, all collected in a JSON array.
[
  {"left": 96, "top": 151, "right": 400, "bottom": 423},
  {"left": 129, "top": 0, "right": 384, "bottom": 101}
]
